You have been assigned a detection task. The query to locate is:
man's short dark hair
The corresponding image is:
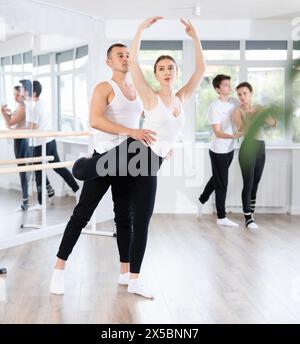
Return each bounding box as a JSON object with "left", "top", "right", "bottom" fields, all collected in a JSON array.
[
  {"left": 14, "top": 85, "right": 21, "bottom": 92},
  {"left": 107, "top": 43, "right": 127, "bottom": 58},
  {"left": 19, "top": 79, "right": 32, "bottom": 97},
  {"left": 33, "top": 80, "right": 42, "bottom": 97},
  {"left": 212, "top": 74, "right": 231, "bottom": 89}
]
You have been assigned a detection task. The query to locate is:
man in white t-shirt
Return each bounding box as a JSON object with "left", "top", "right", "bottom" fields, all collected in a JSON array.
[
  {"left": 197, "top": 74, "right": 241, "bottom": 227},
  {"left": 18, "top": 79, "right": 55, "bottom": 206},
  {"left": 26, "top": 80, "right": 80, "bottom": 208}
]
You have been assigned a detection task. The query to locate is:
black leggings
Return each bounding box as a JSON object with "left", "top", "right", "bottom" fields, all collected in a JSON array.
[
  {"left": 239, "top": 140, "right": 265, "bottom": 214},
  {"left": 57, "top": 138, "right": 163, "bottom": 273},
  {"left": 33, "top": 140, "right": 79, "bottom": 204},
  {"left": 199, "top": 150, "right": 234, "bottom": 219}
]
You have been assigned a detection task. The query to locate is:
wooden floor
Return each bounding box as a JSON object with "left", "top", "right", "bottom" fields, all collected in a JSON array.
[
  {"left": 0, "top": 188, "right": 77, "bottom": 241},
  {"left": 1, "top": 210, "right": 300, "bottom": 324}
]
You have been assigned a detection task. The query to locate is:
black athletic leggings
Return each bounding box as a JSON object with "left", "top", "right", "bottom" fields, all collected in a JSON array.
[
  {"left": 239, "top": 139, "right": 265, "bottom": 214},
  {"left": 199, "top": 150, "right": 234, "bottom": 219},
  {"left": 57, "top": 138, "right": 163, "bottom": 273},
  {"left": 33, "top": 140, "right": 79, "bottom": 204}
]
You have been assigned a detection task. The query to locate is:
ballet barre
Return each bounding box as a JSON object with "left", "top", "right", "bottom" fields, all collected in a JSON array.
[
  {"left": 0, "top": 130, "right": 90, "bottom": 231},
  {"left": 0, "top": 129, "right": 115, "bottom": 243},
  {"left": 0, "top": 161, "right": 73, "bottom": 175},
  {"left": 0, "top": 156, "right": 54, "bottom": 165},
  {"left": 0, "top": 130, "right": 91, "bottom": 139}
]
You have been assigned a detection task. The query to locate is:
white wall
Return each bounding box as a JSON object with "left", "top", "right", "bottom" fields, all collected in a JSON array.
[
  {"left": 105, "top": 19, "right": 295, "bottom": 40},
  {"left": 0, "top": 33, "right": 32, "bottom": 57}
]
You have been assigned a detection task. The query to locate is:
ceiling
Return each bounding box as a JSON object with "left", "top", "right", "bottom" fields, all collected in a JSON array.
[
  {"left": 30, "top": 0, "right": 300, "bottom": 20},
  {"left": 3, "top": 24, "right": 31, "bottom": 40}
]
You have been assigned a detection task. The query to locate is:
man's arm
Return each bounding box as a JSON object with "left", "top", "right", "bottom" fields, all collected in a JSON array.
[
  {"left": 89, "top": 82, "right": 156, "bottom": 145},
  {"left": 1, "top": 105, "right": 26, "bottom": 127},
  {"left": 211, "top": 124, "right": 241, "bottom": 139}
]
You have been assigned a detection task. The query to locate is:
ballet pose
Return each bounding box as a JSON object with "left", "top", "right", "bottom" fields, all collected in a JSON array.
[
  {"left": 50, "top": 43, "right": 156, "bottom": 297},
  {"left": 233, "top": 82, "right": 276, "bottom": 229},
  {"left": 71, "top": 16, "right": 205, "bottom": 298}
]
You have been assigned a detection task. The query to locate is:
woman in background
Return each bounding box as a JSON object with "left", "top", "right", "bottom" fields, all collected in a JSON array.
[{"left": 233, "top": 82, "right": 276, "bottom": 229}]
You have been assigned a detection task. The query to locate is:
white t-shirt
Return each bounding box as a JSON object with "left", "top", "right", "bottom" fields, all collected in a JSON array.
[
  {"left": 26, "top": 99, "right": 53, "bottom": 146},
  {"left": 208, "top": 97, "right": 239, "bottom": 154}
]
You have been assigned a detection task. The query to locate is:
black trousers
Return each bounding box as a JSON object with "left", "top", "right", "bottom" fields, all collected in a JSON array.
[
  {"left": 13, "top": 138, "right": 29, "bottom": 204},
  {"left": 57, "top": 138, "right": 163, "bottom": 274},
  {"left": 33, "top": 139, "right": 79, "bottom": 204},
  {"left": 239, "top": 140, "right": 265, "bottom": 214},
  {"left": 199, "top": 150, "right": 234, "bottom": 219}
]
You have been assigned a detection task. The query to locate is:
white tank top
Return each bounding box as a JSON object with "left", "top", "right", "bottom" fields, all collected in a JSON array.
[
  {"left": 143, "top": 95, "right": 185, "bottom": 157},
  {"left": 93, "top": 79, "right": 143, "bottom": 153}
]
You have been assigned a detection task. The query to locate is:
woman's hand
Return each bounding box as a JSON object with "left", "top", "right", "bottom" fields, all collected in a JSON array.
[
  {"left": 180, "top": 18, "right": 198, "bottom": 38},
  {"left": 138, "top": 16, "right": 163, "bottom": 30}
]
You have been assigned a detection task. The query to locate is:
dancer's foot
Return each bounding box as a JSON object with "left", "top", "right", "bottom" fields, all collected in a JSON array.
[
  {"left": 14, "top": 203, "right": 29, "bottom": 212},
  {"left": 50, "top": 269, "right": 65, "bottom": 295},
  {"left": 128, "top": 279, "right": 154, "bottom": 299},
  {"left": 196, "top": 199, "right": 204, "bottom": 219},
  {"left": 217, "top": 217, "right": 239, "bottom": 227},
  {"left": 28, "top": 204, "right": 42, "bottom": 211},
  {"left": 118, "top": 272, "right": 130, "bottom": 285},
  {"left": 247, "top": 222, "right": 259, "bottom": 230},
  {"left": 72, "top": 157, "right": 89, "bottom": 181}
]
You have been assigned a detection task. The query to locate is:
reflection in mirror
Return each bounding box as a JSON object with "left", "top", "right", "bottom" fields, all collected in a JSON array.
[
  {"left": 0, "top": 27, "right": 89, "bottom": 244},
  {"left": 0, "top": 24, "right": 34, "bottom": 242}
]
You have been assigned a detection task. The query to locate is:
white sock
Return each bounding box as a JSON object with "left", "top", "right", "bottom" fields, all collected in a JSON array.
[
  {"left": 118, "top": 272, "right": 130, "bottom": 285},
  {"left": 50, "top": 269, "right": 65, "bottom": 295},
  {"left": 128, "top": 279, "right": 154, "bottom": 299},
  {"left": 217, "top": 217, "right": 239, "bottom": 227},
  {"left": 28, "top": 204, "right": 42, "bottom": 211},
  {"left": 196, "top": 200, "right": 204, "bottom": 218},
  {"left": 247, "top": 222, "right": 259, "bottom": 229}
]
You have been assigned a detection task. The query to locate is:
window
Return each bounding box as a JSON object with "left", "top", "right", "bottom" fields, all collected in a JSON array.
[
  {"left": 202, "top": 41, "right": 240, "bottom": 61},
  {"left": 293, "top": 41, "right": 300, "bottom": 60},
  {"left": 247, "top": 67, "right": 285, "bottom": 141},
  {"left": 56, "top": 45, "right": 88, "bottom": 131},
  {"left": 293, "top": 69, "right": 300, "bottom": 143},
  {"left": 195, "top": 65, "right": 239, "bottom": 142},
  {"left": 246, "top": 41, "right": 288, "bottom": 60},
  {"left": 74, "top": 73, "right": 89, "bottom": 130},
  {"left": 58, "top": 74, "right": 73, "bottom": 131}
]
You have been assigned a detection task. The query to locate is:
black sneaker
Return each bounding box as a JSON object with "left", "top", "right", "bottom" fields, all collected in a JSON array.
[{"left": 47, "top": 185, "right": 55, "bottom": 198}]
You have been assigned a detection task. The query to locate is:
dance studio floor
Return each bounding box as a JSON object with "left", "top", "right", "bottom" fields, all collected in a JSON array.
[{"left": 0, "top": 189, "right": 300, "bottom": 323}]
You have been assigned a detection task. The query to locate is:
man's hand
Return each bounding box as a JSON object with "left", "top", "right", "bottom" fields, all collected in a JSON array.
[
  {"left": 233, "top": 131, "right": 243, "bottom": 139},
  {"left": 128, "top": 128, "right": 156, "bottom": 146},
  {"left": 1, "top": 105, "right": 9, "bottom": 116}
]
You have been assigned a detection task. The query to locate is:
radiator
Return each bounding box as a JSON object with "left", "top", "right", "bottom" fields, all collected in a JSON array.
[{"left": 227, "top": 158, "right": 288, "bottom": 208}]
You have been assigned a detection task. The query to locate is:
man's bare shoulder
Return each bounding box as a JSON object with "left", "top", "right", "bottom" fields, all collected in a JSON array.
[{"left": 93, "top": 81, "right": 113, "bottom": 96}]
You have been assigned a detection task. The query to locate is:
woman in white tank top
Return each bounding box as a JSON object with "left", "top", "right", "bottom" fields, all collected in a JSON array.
[{"left": 129, "top": 16, "right": 206, "bottom": 157}]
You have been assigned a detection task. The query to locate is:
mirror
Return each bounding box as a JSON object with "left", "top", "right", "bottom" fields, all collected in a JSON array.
[{"left": 0, "top": 20, "right": 90, "bottom": 246}]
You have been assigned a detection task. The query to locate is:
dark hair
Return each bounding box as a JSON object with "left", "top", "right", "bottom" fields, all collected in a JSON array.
[
  {"left": 154, "top": 55, "right": 177, "bottom": 74},
  {"left": 212, "top": 74, "right": 231, "bottom": 89},
  {"left": 19, "top": 79, "right": 32, "bottom": 97},
  {"left": 14, "top": 86, "right": 21, "bottom": 92},
  {"left": 236, "top": 81, "right": 253, "bottom": 93},
  {"left": 33, "top": 80, "right": 42, "bottom": 97},
  {"left": 107, "top": 43, "right": 127, "bottom": 58}
]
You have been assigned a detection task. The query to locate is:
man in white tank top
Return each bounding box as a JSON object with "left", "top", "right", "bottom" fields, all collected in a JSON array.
[{"left": 50, "top": 43, "right": 156, "bottom": 297}]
